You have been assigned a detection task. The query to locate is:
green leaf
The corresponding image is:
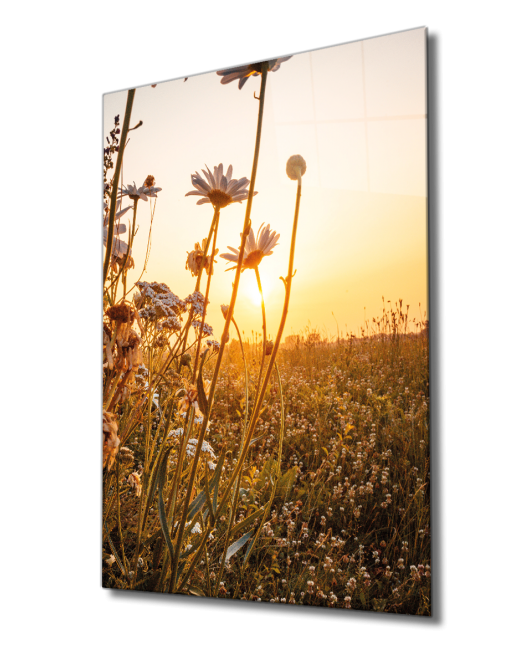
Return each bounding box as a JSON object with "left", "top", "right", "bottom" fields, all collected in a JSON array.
[
  {"left": 276, "top": 466, "right": 297, "bottom": 500},
  {"left": 229, "top": 506, "right": 265, "bottom": 539},
  {"left": 103, "top": 522, "right": 127, "bottom": 578},
  {"left": 211, "top": 451, "right": 225, "bottom": 514},
  {"left": 157, "top": 451, "right": 174, "bottom": 561},
  {"left": 186, "top": 450, "right": 225, "bottom": 523},
  {"left": 225, "top": 530, "right": 253, "bottom": 562},
  {"left": 196, "top": 353, "right": 209, "bottom": 417}
]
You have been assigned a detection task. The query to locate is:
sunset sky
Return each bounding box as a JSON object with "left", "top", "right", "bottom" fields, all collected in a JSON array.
[{"left": 103, "top": 27, "right": 428, "bottom": 342}]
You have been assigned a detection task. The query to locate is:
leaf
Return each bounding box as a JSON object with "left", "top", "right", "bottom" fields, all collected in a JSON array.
[
  {"left": 157, "top": 451, "right": 174, "bottom": 561},
  {"left": 196, "top": 354, "right": 209, "bottom": 417},
  {"left": 187, "top": 586, "right": 205, "bottom": 597},
  {"left": 187, "top": 490, "right": 207, "bottom": 523},
  {"left": 229, "top": 506, "right": 265, "bottom": 539},
  {"left": 186, "top": 450, "right": 225, "bottom": 522},
  {"left": 211, "top": 451, "right": 225, "bottom": 514},
  {"left": 103, "top": 522, "right": 127, "bottom": 578},
  {"left": 225, "top": 530, "right": 253, "bottom": 562},
  {"left": 276, "top": 466, "right": 297, "bottom": 500}
]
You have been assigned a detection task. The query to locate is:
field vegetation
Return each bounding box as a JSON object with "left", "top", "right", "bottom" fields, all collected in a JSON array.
[{"left": 102, "top": 62, "right": 430, "bottom": 615}]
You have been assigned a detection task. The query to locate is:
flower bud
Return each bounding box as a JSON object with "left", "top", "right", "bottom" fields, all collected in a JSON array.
[{"left": 286, "top": 154, "right": 307, "bottom": 181}]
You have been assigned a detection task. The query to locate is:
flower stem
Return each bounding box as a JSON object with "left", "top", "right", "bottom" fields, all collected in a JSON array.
[
  {"left": 170, "top": 64, "right": 269, "bottom": 593},
  {"left": 177, "top": 207, "right": 219, "bottom": 373},
  {"left": 214, "top": 173, "right": 302, "bottom": 520},
  {"left": 103, "top": 89, "right": 135, "bottom": 284},
  {"left": 254, "top": 266, "right": 267, "bottom": 395},
  {"left": 192, "top": 208, "right": 220, "bottom": 380}
]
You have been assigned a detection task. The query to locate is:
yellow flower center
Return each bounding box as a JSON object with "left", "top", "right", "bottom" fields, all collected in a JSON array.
[
  {"left": 244, "top": 250, "right": 264, "bottom": 269},
  {"left": 208, "top": 189, "right": 232, "bottom": 208}
]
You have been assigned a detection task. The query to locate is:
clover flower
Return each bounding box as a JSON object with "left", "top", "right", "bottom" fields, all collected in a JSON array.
[
  {"left": 220, "top": 223, "right": 279, "bottom": 270},
  {"left": 217, "top": 57, "right": 292, "bottom": 89},
  {"left": 185, "top": 163, "right": 255, "bottom": 208}
]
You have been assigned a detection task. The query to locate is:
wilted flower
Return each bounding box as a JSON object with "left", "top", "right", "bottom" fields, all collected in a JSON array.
[
  {"left": 103, "top": 411, "right": 120, "bottom": 471},
  {"left": 220, "top": 223, "right": 279, "bottom": 270},
  {"left": 286, "top": 154, "right": 307, "bottom": 181},
  {"left": 217, "top": 57, "right": 292, "bottom": 89},
  {"left": 186, "top": 238, "right": 218, "bottom": 276},
  {"left": 142, "top": 175, "right": 162, "bottom": 197},
  {"left": 127, "top": 471, "right": 142, "bottom": 497},
  {"left": 185, "top": 163, "right": 255, "bottom": 208},
  {"left": 265, "top": 340, "right": 274, "bottom": 355},
  {"left": 220, "top": 304, "right": 229, "bottom": 319},
  {"left": 178, "top": 384, "right": 200, "bottom": 416}
]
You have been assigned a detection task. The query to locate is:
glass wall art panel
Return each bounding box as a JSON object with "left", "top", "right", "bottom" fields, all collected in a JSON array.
[{"left": 102, "top": 26, "right": 430, "bottom": 616}]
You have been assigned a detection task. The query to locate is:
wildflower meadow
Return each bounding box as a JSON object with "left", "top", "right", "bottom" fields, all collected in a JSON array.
[{"left": 102, "top": 38, "right": 430, "bottom": 615}]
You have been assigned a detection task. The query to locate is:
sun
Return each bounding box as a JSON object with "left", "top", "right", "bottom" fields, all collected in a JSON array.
[{"left": 246, "top": 272, "right": 271, "bottom": 307}]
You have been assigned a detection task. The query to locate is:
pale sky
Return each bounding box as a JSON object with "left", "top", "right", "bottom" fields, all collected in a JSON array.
[{"left": 103, "top": 27, "right": 428, "bottom": 342}]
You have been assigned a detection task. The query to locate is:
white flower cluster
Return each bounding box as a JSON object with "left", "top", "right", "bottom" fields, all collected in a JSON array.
[
  {"left": 191, "top": 320, "right": 214, "bottom": 337},
  {"left": 186, "top": 439, "right": 216, "bottom": 459}
]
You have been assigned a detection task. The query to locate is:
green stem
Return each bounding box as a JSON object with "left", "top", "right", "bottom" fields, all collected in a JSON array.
[
  {"left": 170, "top": 63, "right": 269, "bottom": 593},
  {"left": 254, "top": 266, "right": 267, "bottom": 397},
  {"left": 177, "top": 208, "right": 218, "bottom": 373},
  {"left": 192, "top": 207, "right": 220, "bottom": 380},
  {"left": 103, "top": 89, "right": 135, "bottom": 284},
  {"left": 215, "top": 173, "right": 302, "bottom": 520}
]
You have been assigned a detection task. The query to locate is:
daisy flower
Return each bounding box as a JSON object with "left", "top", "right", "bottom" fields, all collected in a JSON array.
[
  {"left": 220, "top": 223, "right": 280, "bottom": 270},
  {"left": 118, "top": 180, "right": 161, "bottom": 201},
  {"left": 185, "top": 163, "right": 255, "bottom": 208},
  {"left": 103, "top": 207, "right": 132, "bottom": 262},
  {"left": 217, "top": 57, "right": 293, "bottom": 89}
]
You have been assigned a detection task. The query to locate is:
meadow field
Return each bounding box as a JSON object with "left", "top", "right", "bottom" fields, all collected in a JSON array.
[
  {"left": 103, "top": 289, "right": 430, "bottom": 614},
  {"left": 102, "top": 44, "right": 429, "bottom": 615}
]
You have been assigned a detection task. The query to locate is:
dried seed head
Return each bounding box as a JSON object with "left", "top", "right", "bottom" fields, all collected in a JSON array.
[
  {"left": 106, "top": 303, "right": 133, "bottom": 324},
  {"left": 286, "top": 154, "right": 307, "bottom": 181}
]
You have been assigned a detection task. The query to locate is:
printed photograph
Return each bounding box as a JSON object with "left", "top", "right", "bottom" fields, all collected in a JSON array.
[{"left": 102, "top": 26, "right": 430, "bottom": 615}]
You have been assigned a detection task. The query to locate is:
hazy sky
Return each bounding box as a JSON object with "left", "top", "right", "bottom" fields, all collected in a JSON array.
[{"left": 103, "top": 27, "right": 427, "bottom": 342}]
